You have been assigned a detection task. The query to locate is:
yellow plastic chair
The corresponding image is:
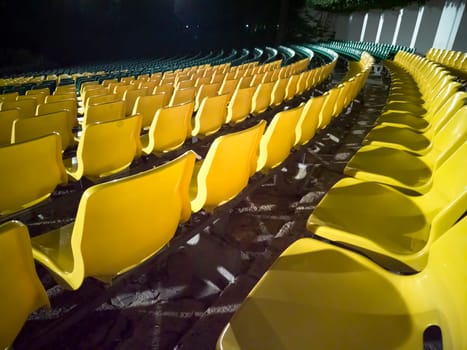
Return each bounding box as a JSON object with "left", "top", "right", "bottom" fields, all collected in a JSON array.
[
  {"left": 251, "top": 81, "right": 275, "bottom": 115},
  {"left": 0, "top": 133, "right": 67, "bottom": 215},
  {"left": 344, "top": 107, "right": 467, "bottom": 194},
  {"left": 195, "top": 82, "right": 220, "bottom": 111},
  {"left": 0, "top": 109, "right": 21, "bottom": 146},
  {"left": 0, "top": 92, "right": 19, "bottom": 102},
  {"left": 45, "top": 94, "right": 76, "bottom": 103},
  {"left": 284, "top": 74, "right": 299, "bottom": 101},
  {"left": 294, "top": 95, "right": 325, "bottom": 147},
  {"left": 81, "top": 100, "right": 126, "bottom": 126},
  {"left": 0, "top": 99, "right": 36, "bottom": 118},
  {"left": 0, "top": 221, "right": 50, "bottom": 349},
  {"left": 307, "top": 142, "right": 467, "bottom": 272},
  {"left": 132, "top": 94, "right": 166, "bottom": 129},
  {"left": 190, "top": 120, "right": 266, "bottom": 213},
  {"left": 123, "top": 88, "right": 147, "bottom": 116},
  {"left": 12, "top": 110, "right": 75, "bottom": 151},
  {"left": 225, "top": 87, "right": 254, "bottom": 125},
  {"left": 218, "top": 216, "right": 467, "bottom": 350},
  {"left": 36, "top": 100, "right": 78, "bottom": 127},
  {"left": 270, "top": 78, "right": 288, "bottom": 107},
  {"left": 169, "top": 87, "right": 195, "bottom": 107},
  {"left": 192, "top": 94, "right": 229, "bottom": 137},
  {"left": 65, "top": 115, "right": 142, "bottom": 181},
  {"left": 32, "top": 151, "right": 196, "bottom": 290},
  {"left": 257, "top": 104, "right": 305, "bottom": 173},
  {"left": 365, "top": 91, "right": 467, "bottom": 151},
  {"left": 141, "top": 101, "right": 194, "bottom": 156},
  {"left": 219, "top": 79, "right": 239, "bottom": 101},
  {"left": 317, "top": 87, "right": 340, "bottom": 129}
]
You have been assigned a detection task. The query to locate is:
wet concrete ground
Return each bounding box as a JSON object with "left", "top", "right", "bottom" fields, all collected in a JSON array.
[{"left": 11, "top": 60, "right": 389, "bottom": 350}]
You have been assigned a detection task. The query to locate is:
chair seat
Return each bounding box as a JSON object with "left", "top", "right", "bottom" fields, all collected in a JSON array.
[
  {"left": 217, "top": 240, "right": 415, "bottom": 350},
  {"left": 308, "top": 178, "right": 429, "bottom": 256},
  {"left": 363, "top": 126, "right": 431, "bottom": 153}
]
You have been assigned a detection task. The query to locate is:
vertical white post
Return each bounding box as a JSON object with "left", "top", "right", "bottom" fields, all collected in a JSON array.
[
  {"left": 392, "top": 8, "right": 404, "bottom": 45},
  {"left": 410, "top": 5, "right": 425, "bottom": 48},
  {"left": 375, "top": 12, "right": 384, "bottom": 43},
  {"left": 360, "top": 12, "right": 369, "bottom": 41}
]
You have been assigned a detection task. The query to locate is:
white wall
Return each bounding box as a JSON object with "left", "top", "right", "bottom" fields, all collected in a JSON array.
[{"left": 333, "top": 0, "right": 467, "bottom": 53}]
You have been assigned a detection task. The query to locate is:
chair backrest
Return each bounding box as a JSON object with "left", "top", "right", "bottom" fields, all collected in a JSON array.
[
  {"left": 195, "top": 82, "right": 220, "bottom": 111},
  {"left": 251, "top": 81, "right": 275, "bottom": 115},
  {"left": 424, "top": 215, "right": 467, "bottom": 350},
  {"left": 82, "top": 100, "right": 125, "bottom": 126},
  {"left": 318, "top": 88, "right": 341, "bottom": 129},
  {"left": 0, "top": 133, "right": 67, "bottom": 214},
  {"left": 132, "top": 94, "right": 166, "bottom": 129},
  {"left": 191, "top": 120, "right": 266, "bottom": 213},
  {"left": 71, "top": 114, "right": 142, "bottom": 181},
  {"left": 142, "top": 101, "right": 194, "bottom": 155},
  {"left": 123, "top": 88, "right": 148, "bottom": 116},
  {"left": 270, "top": 78, "right": 288, "bottom": 107},
  {"left": 45, "top": 94, "right": 76, "bottom": 103},
  {"left": 33, "top": 151, "right": 196, "bottom": 289},
  {"left": 257, "top": 104, "right": 305, "bottom": 173},
  {"left": 219, "top": 79, "right": 239, "bottom": 99},
  {"left": 226, "top": 87, "right": 255, "bottom": 125},
  {"left": 1, "top": 99, "right": 36, "bottom": 118},
  {"left": 0, "top": 220, "right": 49, "bottom": 349},
  {"left": 12, "top": 111, "right": 74, "bottom": 150},
  {"left": 295, "top": 95, "right": 326, "bottom": 147},
  {"left": 0, "top": 109, "right": 21, "bottom": 146},
  {"left": 284, "top": 74, "right": 300, "bottom": 101},
  {"left": 428, "top": 91, "right": 467, "bottom": 135},
  {"left": 169, "top": 87, "right": 196, "bottom": 107},
  {"left": 192, "top": 94, "right": 229, "bottom": 137},
  {"left": 430, "top": 106, "right": 467, "bottom": 166}
]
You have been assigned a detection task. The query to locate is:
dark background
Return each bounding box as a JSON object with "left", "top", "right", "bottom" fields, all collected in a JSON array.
[{"left": 0, "top": 0, "right": 306, "bottom": 70}]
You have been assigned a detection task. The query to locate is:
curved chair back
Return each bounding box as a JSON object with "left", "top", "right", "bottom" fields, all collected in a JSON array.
[
  {"left": 82, "top": 100, "right": 126, "bottom": 126},
  {"left": 142, "top": 101, "right": 194, "bottom": 155},
  {"left": 32, "top": 151, "right": 196, "bottom": 289},
  {"left": 0, "top": 221, "right": 49, "bottom": 349},
  {"left": 192, "top": 94, "right": 229, "bottom": 137},
  {"left": 270, "top": 78, "right": 288, "bottom": 107},
  {"left": 132, "top": 94, "right": 166, "bottom": 128},
  {"left": 169, "top": 87, "right": 196, "bottom": 107},
  {"left": 251, "top": 81, "right": 275, "bottom": 115},
  {"left": 12, "top": 111, "right": 74, "bottom": 150},
  {"left": 0, "top": 109, "right": 21, "bottom": 146},
  {"left": 191, "top": 120, "right": 266, "bottom": 213},
  {"left": 123, "top": 88, "right": 147, "bottom": 116},
  {"left": 226, "top": 87, "right": 255, "bottom": 125},
  {"left": 257, "top": 104, "right": 304, "bottom": 173},
  {"left": 1, "top": 99, "right": 36, "bottom": 118},
  {"left": 195, "top": 82, "right": 220, "bottom": 111},
  {"left": 295, "top": 95, "right": 326, "bottom": 147},
  {"left": 0, "top": 133, "right": 67, "bottom": 215},
  {"left": 67, "top": 114, "right": 142, "bottom": 181}
]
